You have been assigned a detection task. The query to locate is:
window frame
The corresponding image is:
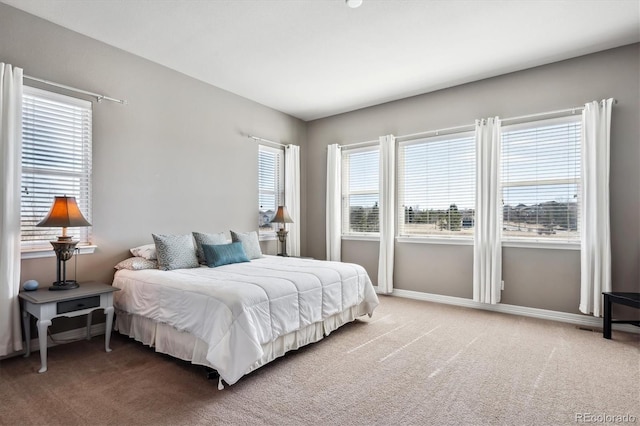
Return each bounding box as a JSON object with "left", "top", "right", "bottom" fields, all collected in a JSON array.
[
  {"left": 397, "top": 131, "right": 476, "bottom": 241},
  {"left": 258, "top": 144, "right": 284, "bottom": 240},
  {"left": 500, "top": 114, "right": 582, "bottom": 247},
  {"left": 341, "top": 145, "right": 380, "bottom": 237},
  {"left": 20, "top": 86, "right": 94, "bottom": 257}
]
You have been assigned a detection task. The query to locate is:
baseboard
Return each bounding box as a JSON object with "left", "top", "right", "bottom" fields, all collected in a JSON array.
[
  {"left": 391, "top": 288, "right": 640, "bottom": 334},
  {"left": 1, "top": 323, "right": 107, "bottom": 361}
]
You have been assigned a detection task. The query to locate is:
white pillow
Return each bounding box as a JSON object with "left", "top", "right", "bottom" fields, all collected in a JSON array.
[
  {"left": 115, "top": 257, "right": 158, "bottom": 271},
  {"left": 130, "top": 243, "right": 157, "bottom": 260}
]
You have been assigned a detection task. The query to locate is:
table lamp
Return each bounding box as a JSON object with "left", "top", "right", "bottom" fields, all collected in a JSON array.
[
  {"left": 270, "top": 205, "right": 293, "bottom": 256},
  {"left": 36, "top": 195, "right": 91, "bottom": 290}
]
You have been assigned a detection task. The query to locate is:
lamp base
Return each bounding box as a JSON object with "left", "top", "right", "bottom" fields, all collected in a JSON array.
[
  {"left": 49, "top": 239, "right": 79, "bottom": 291},
  {"left": 49, "top": 280, "right": 79, "bottom": 291},
  {"left": 276, "top": 228, "right": 289, "bottom": 257}
]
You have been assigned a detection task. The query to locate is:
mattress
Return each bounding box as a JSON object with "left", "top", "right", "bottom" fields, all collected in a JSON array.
[{"left": 112, "top": 256, "right": 379, "bottom": 386}]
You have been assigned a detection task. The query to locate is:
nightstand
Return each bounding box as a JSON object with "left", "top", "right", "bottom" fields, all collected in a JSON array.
[{"left": 19, "top": 282, "right": 120, "bottom": 373}]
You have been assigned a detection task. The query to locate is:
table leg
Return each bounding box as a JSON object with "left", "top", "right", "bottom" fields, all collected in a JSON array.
[
  {"left": 603, "top": 294, "right": 612, "bottom": 339},
  {"left": 37, "top": 319, "right": 51, "bottom": 373},
  {"left": 22, "top": 310, "right": 31, "bottom": 358},
  {"left": 86, "top": 312, "right": 92, "bottom": 340},
  {"left": 104, "top": 306, "right": 114, "bottom": 353}
]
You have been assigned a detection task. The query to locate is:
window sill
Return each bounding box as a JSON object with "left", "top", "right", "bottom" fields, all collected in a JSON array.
[
  {"left": 259, "top": 233, "right": 278, "bottom": 242},
  {"left": 21, "top": 245, "right": 97, "bottom": 260},
  {"left": 342, "top": 234, "right": 380, "bottom": 242},
  {"left": 396, "top": 237, "right": 579, "bottom": 250},
  {"left": 396, "top": 236, "right": 473, "bottom": 246},
  {"left": 502, "top": 240, "right": 580, "bottom": 250}
]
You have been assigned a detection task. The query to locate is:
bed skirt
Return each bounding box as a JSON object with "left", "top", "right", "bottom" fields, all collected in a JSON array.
[{"left": 114, "top": 303, "right": 370, "bottom": 382}]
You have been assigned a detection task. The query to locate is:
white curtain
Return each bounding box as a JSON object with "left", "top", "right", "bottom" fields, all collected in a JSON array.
[
  {"left": 326, "top": 144, "right": 342, "bottom": 261},
  {"left": 0, "top": 63, "right": 23, "bottom": 356},
  {"left": 579, "top": 99, "right": 613, "bottom": 316},
  {"left": 378, "top": 135, "right": 395, "bottom": 294},
  {"left": 284, "top": 144, "right": 300, "bottom": 257},
  {"left": 473, "top": 117, "right": 502, "bottom": 304}
]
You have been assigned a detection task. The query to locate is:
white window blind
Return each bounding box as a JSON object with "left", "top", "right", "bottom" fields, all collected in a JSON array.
[
  {"left": 342, "top": 146, "right": 380, "bottom": 234},
  {"left": 501, "top": 115, "right": 581, "bottom": 241},
  {"left": 21, "top": 86, "right": 93, "bottom": 250},
  {"left": 398, "top": 132, "right": 476, "bottom": 237},
  {"left": 258, "top": 144, "right": 284, "bottom": 235}
]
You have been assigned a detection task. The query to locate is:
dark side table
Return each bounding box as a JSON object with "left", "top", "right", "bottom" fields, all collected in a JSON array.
[{"left": 602, "top": 292, "right": 640, "bottom": 339}]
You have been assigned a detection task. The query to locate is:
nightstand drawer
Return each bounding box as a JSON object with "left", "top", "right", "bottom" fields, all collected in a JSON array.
[{"left": 57, "top": 295, "right": 100, "bottom": 314}]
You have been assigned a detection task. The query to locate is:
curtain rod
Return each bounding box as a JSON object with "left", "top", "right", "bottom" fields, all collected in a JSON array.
[
  {"left": 339, "top": 138, "right": 379, "bottom": 149},
  {"left": 248, "top": 135, "right": 287, "bottom": 148},
  {"left": 340, "top": 122, "right": 474, "bottom": 148},
  {"left": 23, "top": 75, "right": 128, "bottom": 105},
  {"left": 502, "top": 106, "right": 584, "bottom": 124},
  {"left": 502, "top": 99, "right": 617, "bottom": 124},
  {"left": 396, "top": 123, "right": 475, "bottom": 141},
  {"left": 340, "top": 99, "right": 617, "bottom": 147}
]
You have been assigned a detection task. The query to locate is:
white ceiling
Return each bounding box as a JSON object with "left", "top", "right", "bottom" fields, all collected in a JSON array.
[{"left": 3, "top": 0, "right": 639, "bottom": 121}]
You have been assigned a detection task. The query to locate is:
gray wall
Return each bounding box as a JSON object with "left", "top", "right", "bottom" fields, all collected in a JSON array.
[
  {"left": 2, "top": 2, "right": 638, "bottom": 326},
  {"left": 0, "top": 4, "right": 307, "bottom": 331},
  {"left": 306, "top": 44, "right": 639, "bottom": 315}
]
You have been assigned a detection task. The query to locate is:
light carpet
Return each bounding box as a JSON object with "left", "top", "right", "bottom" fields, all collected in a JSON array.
[{"left": 1, "top": 295, "right": 638, "bottom": 425}]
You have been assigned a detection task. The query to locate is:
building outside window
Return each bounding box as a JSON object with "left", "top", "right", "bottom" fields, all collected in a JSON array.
[{"left": 501, "top": 115, "right": 581, "bottom": 242}]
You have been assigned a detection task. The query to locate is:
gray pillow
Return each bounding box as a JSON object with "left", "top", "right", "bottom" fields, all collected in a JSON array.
[
  {"left": 230, "top": 230, "right": 263, "bottom": 260},
  {"left": 193, "top": 231, "right": 228, "bottom": 264},
  {"left": 152, "top": 233, "right": 199, "bottom": 271}
]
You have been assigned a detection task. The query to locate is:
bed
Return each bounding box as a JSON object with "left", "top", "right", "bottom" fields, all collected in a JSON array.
[{"left": 112, "top": 255, "right": 379, "bottom": 388}]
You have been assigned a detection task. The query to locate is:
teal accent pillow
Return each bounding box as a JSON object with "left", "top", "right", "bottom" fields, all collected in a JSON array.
[{"left": 202, "top": 242, "right": 250, "bottom": 268}]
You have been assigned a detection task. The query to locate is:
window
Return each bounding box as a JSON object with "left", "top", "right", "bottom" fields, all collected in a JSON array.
[
  {"left": 397, "top": 132, "right": 475, "bottom": 237},
  {"left": 258, "top": 145, "right": 284, "bottom": 236},
  {"left": 342, "top": 146, "right": 380, "bottom": 234},
  {"left": 501, "top": 115, "right": 581, "bottom": 241},
  {"left": 21, "top": 86, "right": 93, "bottom": 251}
]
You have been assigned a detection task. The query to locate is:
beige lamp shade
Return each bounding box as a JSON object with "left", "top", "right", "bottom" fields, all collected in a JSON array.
[
  {"left": 271, "top": 206, "right": 294, "bottom": 224},
  {"left": 37, "top": 196, "right": 91, "bottom": 229}
]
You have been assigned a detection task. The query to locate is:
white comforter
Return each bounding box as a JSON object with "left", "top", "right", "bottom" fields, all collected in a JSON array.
[{"left": 112, "top": 256, "right": 379, "bottom": 385}]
